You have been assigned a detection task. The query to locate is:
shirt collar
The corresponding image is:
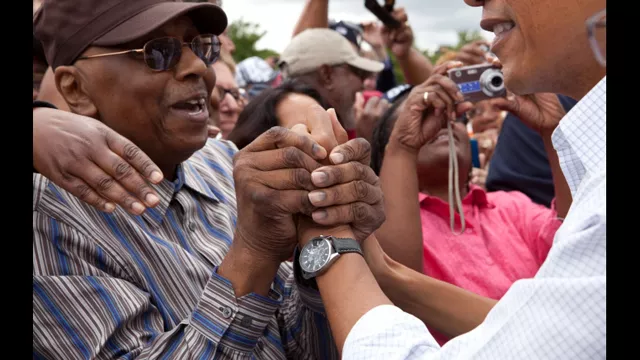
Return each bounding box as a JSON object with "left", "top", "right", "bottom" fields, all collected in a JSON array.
[
  {"left": 419, "top": 184, "right": 494, "bottom": 208},
  {"left": 141, "top": 156, "right": 221, "bottom": 227},
  {"left": 552, "top": 76, "right": 606, "bottom": 175}
]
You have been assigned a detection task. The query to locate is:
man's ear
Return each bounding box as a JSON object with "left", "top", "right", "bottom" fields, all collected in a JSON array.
[
  {"left": 54, "top": 66, "right": 98, "bottom": 117},
  {"left": 317, "top": 64, "right": 335, "bottom": 90}
]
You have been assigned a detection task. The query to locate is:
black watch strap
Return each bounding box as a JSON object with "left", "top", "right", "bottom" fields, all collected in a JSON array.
[{"left": 332, "top": 238, "right": 363, "bottom": 256}]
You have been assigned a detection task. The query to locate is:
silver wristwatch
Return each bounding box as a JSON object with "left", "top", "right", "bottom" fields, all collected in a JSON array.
[{"left": 298, "top": 235, "right": 363, "bottom": 279}]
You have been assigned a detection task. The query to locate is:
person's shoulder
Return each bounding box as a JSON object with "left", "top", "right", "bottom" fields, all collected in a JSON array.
[
  {"left": 33, "top": 173, "right": 115, "bottom": 235},
  {"left": 193, "top": 138, "right": 238, "bottom": 168}
]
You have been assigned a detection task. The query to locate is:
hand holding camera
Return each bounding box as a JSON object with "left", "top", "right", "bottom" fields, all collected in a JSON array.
[
  {"left": 483, "top": 59, "right": 567, "bottom": 134},
  {"left": 389, "top": 61, "right": 474, "bottom": 153}
]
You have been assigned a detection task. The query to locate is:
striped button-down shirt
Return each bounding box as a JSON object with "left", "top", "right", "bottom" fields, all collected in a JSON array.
[{"left": 33, "top": 138, "right": 338, "bottom": 359}]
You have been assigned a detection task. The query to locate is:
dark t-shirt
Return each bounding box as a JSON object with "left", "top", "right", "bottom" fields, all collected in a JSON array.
[{"left": 486, "top": 95, "right": 578, "bottom": 207}]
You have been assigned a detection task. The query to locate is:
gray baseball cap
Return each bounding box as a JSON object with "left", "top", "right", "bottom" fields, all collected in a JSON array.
[{"left": 279, "top": 28, "right": 384, "bottom": 77}]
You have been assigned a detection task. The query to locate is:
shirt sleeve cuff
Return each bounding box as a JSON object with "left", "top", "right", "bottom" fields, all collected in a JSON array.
[
  {"left": 190, "top": 266, "right": 283, "bottom": 352},
  {"left": 343, "top": 305, "right": 438, "bottom": 358}
]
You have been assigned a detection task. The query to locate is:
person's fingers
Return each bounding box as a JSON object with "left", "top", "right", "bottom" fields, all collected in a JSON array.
[
  {"left": 327, "top": 137, "right": 372, "bottom": 166},
  {"left": 424, "top": 87, "right": 455, "bottom": 119},
  {"left": 306, "top": 105, "right": 340, "bottom": 152},
  {"left": 311, "top": 202, "right": 384, "bottom": 240},
  {"left": 308, "top": 181, "right": 382, "bottom": 207},
  {"left": 377, "top": 98, "right": 390, "bottom": 112},
  {"left": 364, "top": 96, "right": 380, "bottom": 113},
  {"left": 392, "top": 7, "right": 408, "bottom": 23},
  {"left": 92, "top": 151, "right": 160, "bottom": 207},
  {"left": 310, "top": 161, "right": 378, "bottom": 188},
  {"left": 327, "top": 108, "right": 349, "bottom": 145},
  {"left": 56, "top": 173, "right": 115, "bottom": 213},
  {"left": 243, "top": 126, "right": 327, "bottom": 161},
  {"left": 426, "top": 74, "right": 465, "bottom": 104},
  {"left": 249, "top": 186, "right": 316, "bottom": 217},
  {"left": 290, "top": 123, "right": 310, "bottom": 136},
  {"left": 82, "top": 162, "right": 147, "bottom": 215},
  {"left": 239, "top": 147, "right": 321, "bottom": 174},
  {"left": 105, "top": 129, "right": 163, "bottom": 184},
  {"left": 431, "top": 60, "right": 464, "bottom": 76},
  {"left": 456, "top": 52, "right": 486, "bottom": 66},
  {"left": 455, "top": 101, "right": 475, "bottom": 115},
  {"left": 255, "top": 168, "right": 315, "bottom": 191}
]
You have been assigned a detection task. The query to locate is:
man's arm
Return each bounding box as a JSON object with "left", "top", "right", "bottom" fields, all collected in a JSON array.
[
  {"left": 291, "top": 0, "right": 329, "bottom": 37},
  {"left": 33, "top": 210, "right": 285, "bottom": 359},
  {"left": 395, "top": 48, "right": 434, "bottom": 86},
  {"left": 375, "top": 141, "right": 423, "bottom": 272},
  {"left": 365, "top": 237, "right": 497, "bottom": 338}
]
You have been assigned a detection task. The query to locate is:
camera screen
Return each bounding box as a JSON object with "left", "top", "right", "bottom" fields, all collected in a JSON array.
[{"left": 457, "top": 80, "right": 482, "bottom": 94}]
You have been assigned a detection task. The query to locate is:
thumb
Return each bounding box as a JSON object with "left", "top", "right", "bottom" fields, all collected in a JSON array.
[{"left": 328, "top": 108, "right": 349, "bottom": 144}]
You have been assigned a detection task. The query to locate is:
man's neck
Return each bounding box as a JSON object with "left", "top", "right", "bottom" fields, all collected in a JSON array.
[{"left": 564, "top": 68, "right": 606, "bottom": 101}]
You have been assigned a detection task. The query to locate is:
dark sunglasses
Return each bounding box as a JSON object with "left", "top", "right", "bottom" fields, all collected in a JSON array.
[
  {"left": 348, "top": 65, "right": 372, "bottom": 81},
  {"left": 77, "top": 34, "right": 221, "bottom": 71},
  {"left": 216, "top": 86, "right": 242, "bottom": 101}
]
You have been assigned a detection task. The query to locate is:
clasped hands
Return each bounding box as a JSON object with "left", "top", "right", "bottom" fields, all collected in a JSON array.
[{"left": 232, "top": 105, "right": 385, "bottom": 266}]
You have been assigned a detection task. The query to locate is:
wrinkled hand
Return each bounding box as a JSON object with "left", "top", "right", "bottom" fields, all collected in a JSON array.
[
  {"left": 488, "top": 59, "right": 567, "bottom": 134},
  {"left": 390, "top": 61, "right": 474, "bottom": 152},
  {"left": 232, "top": 125, "right": 328, "bottom": 263},
  {"left": 382, "top": 8, "right": 414, "bottom": 59},
  {"left": 33, "top": 107, "right": 164, "bottom": 215},
  {"left": 455, "top": 40, "right": 491, "bottom": 65},
  {"left": 233, "top": 105, "right": 385, "bottom": 263},
  {"left": 354, "top": 93, "right": 390, "bottom": 142},
  {"left": 296, "top": 108, "right": 386, "bottom": 243}
]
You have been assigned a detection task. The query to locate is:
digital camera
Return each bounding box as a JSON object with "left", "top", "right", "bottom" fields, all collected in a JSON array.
[{"left": 447, "top": 64, "right": 506, "bottom": 103}]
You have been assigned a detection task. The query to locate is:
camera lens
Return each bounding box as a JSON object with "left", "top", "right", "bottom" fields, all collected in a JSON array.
[
  {"left": 491, "top": 76, "right": 503, "bottom": 88},
  {"left": 480, "top": 68, "right": 505, "bottom": 95}
]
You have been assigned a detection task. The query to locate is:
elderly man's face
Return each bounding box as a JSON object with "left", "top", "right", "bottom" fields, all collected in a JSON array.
[
  {"left": 465, "top": 0, "right": 605, "bottom": 95},
  {"left": 73, "top": 16, "right": 216, "bottom": 166}
]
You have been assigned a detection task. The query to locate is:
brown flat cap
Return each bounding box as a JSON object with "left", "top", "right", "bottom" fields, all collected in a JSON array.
[{"left": 34, "top": 0, "right": 227, "bottom": 69}]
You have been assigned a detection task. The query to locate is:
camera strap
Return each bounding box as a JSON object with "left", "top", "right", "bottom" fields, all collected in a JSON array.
[{"left": 447, "top": 120, "right": 466, "bottom": 235}]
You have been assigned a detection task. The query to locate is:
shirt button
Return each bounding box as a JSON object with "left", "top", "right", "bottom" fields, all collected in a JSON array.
[
  {"left": 221, "top": 306, "right": 233, "bottom": 319},
  {"left": 188, "top": 222, "right": 197, "bottom": 231},
  {"left": 240, "top": 315, "right": 253, "bottom": 327}
]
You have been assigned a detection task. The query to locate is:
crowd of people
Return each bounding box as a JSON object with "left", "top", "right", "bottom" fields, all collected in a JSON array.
[{"left": 33, "top": 0, "right": 606, "bottom": 358}]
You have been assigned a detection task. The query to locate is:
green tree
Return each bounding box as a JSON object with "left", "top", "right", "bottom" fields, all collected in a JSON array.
[{"left": 227, "top": 18, "right": 279, "bottom": 63}]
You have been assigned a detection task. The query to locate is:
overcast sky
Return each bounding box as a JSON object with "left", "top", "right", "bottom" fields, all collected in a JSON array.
[{"left": 222, "top": 0, "right": 494, "bottom": 53}]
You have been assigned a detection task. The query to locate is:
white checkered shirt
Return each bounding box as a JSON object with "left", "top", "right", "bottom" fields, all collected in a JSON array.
[{"left": 343, "top": 77, "right": 607, "bottom": 360}]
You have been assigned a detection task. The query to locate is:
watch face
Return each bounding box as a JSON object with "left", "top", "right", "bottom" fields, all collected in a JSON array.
[{"left": 300, "top": 239, "right": 332, "bottom": 273}]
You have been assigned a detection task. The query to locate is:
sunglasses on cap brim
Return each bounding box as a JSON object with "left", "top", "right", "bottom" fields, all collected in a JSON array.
[{"left": 77, "top": 34, "right": 221, "bottom": 71}]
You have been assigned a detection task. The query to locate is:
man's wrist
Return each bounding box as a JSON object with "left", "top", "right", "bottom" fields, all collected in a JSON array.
[{"left": 218, "top": 234, "right": 281, "bottom": 298}]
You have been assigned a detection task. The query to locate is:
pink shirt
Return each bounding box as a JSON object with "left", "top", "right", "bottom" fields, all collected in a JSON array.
[{"left": 419, "top": 185, "right": 561, "bottom": 345}]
